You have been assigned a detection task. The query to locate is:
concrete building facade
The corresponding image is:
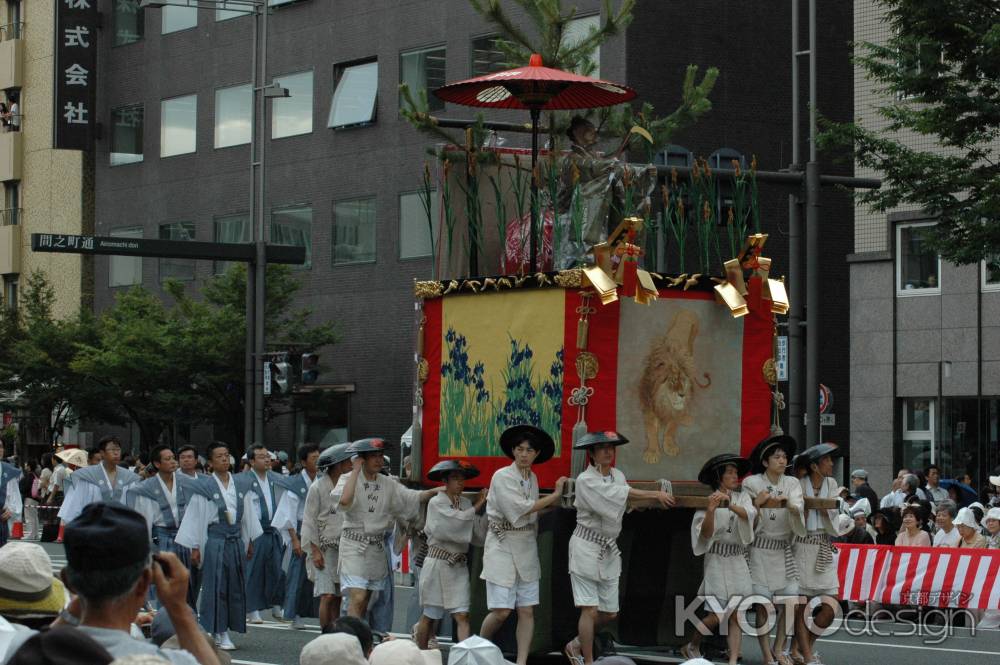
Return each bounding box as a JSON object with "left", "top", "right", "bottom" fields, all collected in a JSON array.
[
  {"left": 90, "top": 1, "right": 856, "bottom": 457},
  {"left": 849, "top": 1, "right": 1000, "bottom": 495}
]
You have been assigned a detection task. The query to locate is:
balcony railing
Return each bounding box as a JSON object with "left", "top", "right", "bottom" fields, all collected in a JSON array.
[{"left": 0, "top": 207, "right": 21, "bottom": 226}]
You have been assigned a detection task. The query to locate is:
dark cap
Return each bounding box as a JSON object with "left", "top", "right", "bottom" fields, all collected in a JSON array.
[
  {"left": 800, "top": 442, "right": 842, "bottom": 467},
  {"left": 8, "top": 627, "right": 113, "bottom": 665},
  {"left": 427, "top": 459, "right": 480, "bottom": 482},
  {"left": 64, "top": 502, "right": 150, "bottom": 572},
  {"left": 318, "top": 443, "right": 352, "bottom": 470},
  {"left": 748, "top": 434, "right": 797, "bottom": 473}
]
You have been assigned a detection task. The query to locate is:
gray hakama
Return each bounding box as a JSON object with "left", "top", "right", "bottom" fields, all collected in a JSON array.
[{"left": 242, "top": 470, "right": 290, "bottom": 612}]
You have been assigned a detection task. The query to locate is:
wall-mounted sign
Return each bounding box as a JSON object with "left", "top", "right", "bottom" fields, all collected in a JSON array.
[{"left": 54, "top": 0, "right": 98, "bottom": 150}]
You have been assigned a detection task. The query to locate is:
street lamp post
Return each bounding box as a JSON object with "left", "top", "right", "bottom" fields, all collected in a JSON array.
[{"left": 139, "top": 0, "right": 287, "bottom": 451}]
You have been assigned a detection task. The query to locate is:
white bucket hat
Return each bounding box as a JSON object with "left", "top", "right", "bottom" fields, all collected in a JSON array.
[
  {"left": 986, "top": 507, "right": 1000, "bottom": 522},
  {"left": 448, "top": 636, "right": 515, "bottom": 665},
  {"left": 955, "top": 507, "right": 980, "bottom": 529},
  {"left": 300, "top": 634, "right": 367, "bottom": 665}
]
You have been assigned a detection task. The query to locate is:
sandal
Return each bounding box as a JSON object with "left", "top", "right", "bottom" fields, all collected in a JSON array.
[
  {"left": 680, "top": 643, "right": 703, "bottom": 660},
  {"left": 564, "top": 638, "right": 584, "bottom": 665}
]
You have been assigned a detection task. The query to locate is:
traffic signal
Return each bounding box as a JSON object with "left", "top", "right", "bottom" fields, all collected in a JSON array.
[
  {"left": 301, "top": 353, "right": 319, "bottom": 384},
  {"left": 271, "top": 361, "right": 291, "bottom": 393}
]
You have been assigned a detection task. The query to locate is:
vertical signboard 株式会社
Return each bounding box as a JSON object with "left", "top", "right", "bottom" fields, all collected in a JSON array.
[{"left": 54, "top": 0, "right": 98, "bottom": 150}]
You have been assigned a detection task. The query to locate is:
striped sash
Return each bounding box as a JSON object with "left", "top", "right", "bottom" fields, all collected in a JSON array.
[
  {"left": 753, "top": 536, "right": 799, "bottom": 580},
  {"left": 488, "top": 519, "right": 533, "bottom": 543},
  {"left": 573, "top": 524, "right": 620, "bottom": 560},
  {"left": 342, "top": 528, "right": 385, "bottom": 553},
  {"left": 795, "top": 530, "right": 836, "bottom": 573},
  {"left": 427, "top": 545, "right": 467, "bottom": 566}
]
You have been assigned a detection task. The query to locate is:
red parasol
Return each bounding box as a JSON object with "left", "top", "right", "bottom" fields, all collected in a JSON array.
[{"left": 434, "top": 54, "right": 637, "bottom": 271}]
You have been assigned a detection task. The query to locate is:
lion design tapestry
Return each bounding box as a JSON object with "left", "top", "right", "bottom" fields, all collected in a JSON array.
[{"left": 419, "top": 280, "right": 773, "bottom": 488}]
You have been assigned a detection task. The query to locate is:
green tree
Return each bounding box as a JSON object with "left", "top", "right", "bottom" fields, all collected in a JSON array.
[
  {"left": 0, "top": 272, "right": 122, "bottom": 444},
  {"left": 69, "top": 264, "right": 339, "bottom": 450},
  {"left": 819, "top": 0, "right": 1000, "bottom": 266}
]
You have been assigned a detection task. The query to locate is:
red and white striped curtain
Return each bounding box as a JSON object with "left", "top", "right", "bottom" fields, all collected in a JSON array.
[{"left": 837, "top": 543, "right": 1000, "bottom": 609}]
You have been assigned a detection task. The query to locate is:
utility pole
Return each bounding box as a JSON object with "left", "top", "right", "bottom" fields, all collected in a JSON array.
[{"left": 787, "top": 0, "right": 804, "bottom": 446}]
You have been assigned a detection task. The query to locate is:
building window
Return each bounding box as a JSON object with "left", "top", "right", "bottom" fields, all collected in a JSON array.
[
  {"left": 983, "top": 256, "right": 1000, "bottom": 292},
  {"left": 400, "top": 46, "right": 446, "bottom": 112},
  {"left": 213, "top": 213, "right": 251, "bottom": 274},
  {"left": 902, "top": 398, "right": 935, "bottom": 472},
  {"left": 470, "top": 35, "right": 507, "bottom": 76},
  {"left": 272, "top": 71, "right": 313, "bottom": 139},
  {"left": 333, "top": 197, "right": 376, "bottom": 265},
  {"left": 159, "top": 222, "right": 196, "bottom": 282},
  {"left": 160, "top": 95, "right": 197, "bottom": 157},
  {"left": 216, "top": 1, "right": 247, "bottom": 21},
  {"left": 161, "top": 5, "right": 197, "bottom": 34},
  {"left": 214, "top": 84, "right": 252, "bottom": 148},
  {"left": 109, "top": 226, "right": 143, "bottom": 287},
  {"left": 896, "top": 222, "right": 941, "bottom": 294},
  {"left": 271, "top": 205, "right": 312, "bottom": 269},
  {"left": 399, "top": 190, "right": 439, "bottom": 259},
  {"left": 655, "top": 144, "right": 692, "bottom": 167},
  {"left": 3, "top": 182, "right": 18, "bottom": 226},
  {"left": 563, "top": 14, "right": 600, "bottom": 77},
  {"left": 113, "top": 0, "right": 143, "bottom": 46},
  {"left": 111, "top": 104, "right": 143, "bottom": 166},
  {"left": 2, "top": 277, "right": 16, "bottom": 311},
  {"left": 328, "top": 60, "right": 378, "bottom": 129}
]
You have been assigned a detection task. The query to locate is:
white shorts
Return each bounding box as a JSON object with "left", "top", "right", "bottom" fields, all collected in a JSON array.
[
  {"left": 752, "top": 582, "right": 800, "bottom": 600},
  {"left": 340, "top": 573, "right": 388, "bottom": 592},
  {"left": 485, "top": 580, "right": 540, "bottom": 610},
  {"left": 422, "top": 605, "right": 470, "bottom": 620},
  {"left": 798, "top": 586, "right": 839, "bottom": 599},
  {"left": 570, "top": 573, "right": 619, "bottom": 613}
]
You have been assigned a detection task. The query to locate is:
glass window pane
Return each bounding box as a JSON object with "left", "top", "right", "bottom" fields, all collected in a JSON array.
[
  {"left": 333, "top": 198, "right": 376, "bottom": 264},
  {"left": 400, "top": 47, "right": 445, "bottom": 112},
  {"left": 906, "top": 398, "right": 932, "bottom": 432},
  {"left": 271, "top": 206, "right": 312, "bottom": 269},
  {"left": 109, "top": 226, "right": 143, "bottom": 287},
  {"left": 985, "top": 255, "right": 1000, "bottom": 285},
  {"left": 471, "top": 35, "right": 507, "bottom": 76},
  {"left": 159, "top": 222, "right": 197, "bottom": 282},
  {"left": 113, "top": 0, "right": 144, "bottom": 46},
  {"left": 161, "top": 94, "right": 197, "bottom": 157},
  {"left": 215, "top": 84, "right": 252, "bottom": 148},
  {"left": 162, "top": 5, "right": 197, "bottom": 35},
  {"left": 213, "top": 213, "right": 251, "bottom": 274},
  {"left": 216, "top": 1, "right": 247, "bottom": 21},
  {"left": 564, "top": 14, "right": 600, "bottom": 77},
  {"left": 272, "top": 71, "right": 313, "bottom": 139},
  {"left": 328, "top": 61, "right": 378, "bottom": 129},
  {"left": 111, "top": 104, "right": 143, "bottom": 166},
  {"left": 899, "top": 224, "right": 939, "bottom": 290},
  {"left": 399, "top": 190, "right": 440, "bottom": 259}
]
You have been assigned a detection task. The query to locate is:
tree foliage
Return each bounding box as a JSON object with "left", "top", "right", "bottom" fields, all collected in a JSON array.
[
  {"left": 818, "top": 0, "right": 1000, "bottom": 265},
  {"left": 401, "top": 0, "right": 717, "bottom": 157},
  {"left": 0, "top": 266, "right": 339, "bottom": 450}
]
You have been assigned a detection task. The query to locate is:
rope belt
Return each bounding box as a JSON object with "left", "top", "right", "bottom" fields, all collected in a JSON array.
[
  {"left": 488, "top": 519, "right": 533, "bottom": 543},
  {"left": 573, "top": 524, "right": 620, "bottom": 560},
  {"left": 795, "top": 531, "right": 836, "bottom": 574},
  {"left": 426, "top": 545, "right": 467, "bottom": 566},
  {"left": 753, "top": 536, "right": 799, "bottom": 580},
  {"left": 342, "top": 528, "right": 385, "bottom": 553}
]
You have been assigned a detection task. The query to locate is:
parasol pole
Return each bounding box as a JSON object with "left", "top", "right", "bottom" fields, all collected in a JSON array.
[{"left": 529, "top": 107, "right": 540, "bottom": 273}]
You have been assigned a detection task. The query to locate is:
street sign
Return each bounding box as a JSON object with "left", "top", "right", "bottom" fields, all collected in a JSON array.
[
  {"left": 776, "top": 336, "right": 788, "bottom": 381},
  {"left": 30, "top": 233, "right": 306, "bottom": 265},
  {"left": 819, "top": 383, "right": 833, "bottom": 414},
  {"left": 820, "top": 413, "right": 835, "bottom": 426},
  {"left": 263, "top": 362, "right": 272, "bottom": 396}
]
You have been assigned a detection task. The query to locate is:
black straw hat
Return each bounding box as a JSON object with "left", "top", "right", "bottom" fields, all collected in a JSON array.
[
  {"left": 800, "top": 442, "right": 842, "bottom": 467},
  {"left": 697, "top": 453, "right": 751, "bottom": 488},
  {"left": 498, "top": 424, "right": 555, "bottom": 464},
  {"left": 349, "top": 437, "right": 388, "bottom": 456},
  {"left": 573, "top": 430, "right": 629, "bottom": 450},
  {"left": 749, "top": 434, "right": 797, "bottom": 473},
  {"left": 427, "top": 459, "right": 481, "bottom": 482}
]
